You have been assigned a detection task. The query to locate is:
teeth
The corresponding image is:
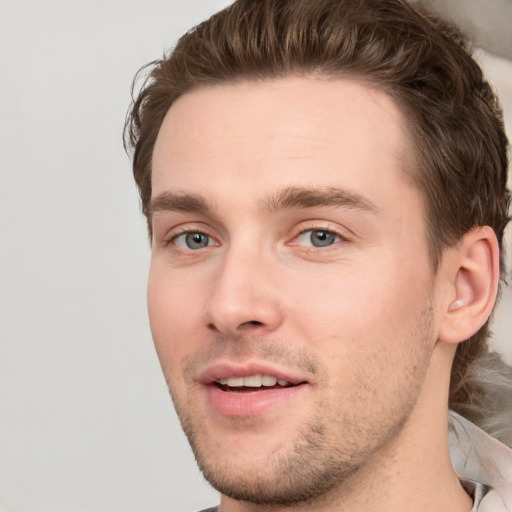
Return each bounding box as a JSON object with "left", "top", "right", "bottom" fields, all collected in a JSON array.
[
  {"left": 226, "top": 377, "right": 244, "bottom": 387},
  {"left": 261, "top": 375, "right": 277, "bottom": 386},
  {"left": 243, "top": 375, "right": 262, "bottom": 387},
  {"left": 217, "top": 375, "right": 289, "bottom": 387}
]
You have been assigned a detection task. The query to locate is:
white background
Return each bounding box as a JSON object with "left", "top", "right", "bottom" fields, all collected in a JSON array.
[{"left": 0, "top": 1, "right": 510, "bottom": 511}]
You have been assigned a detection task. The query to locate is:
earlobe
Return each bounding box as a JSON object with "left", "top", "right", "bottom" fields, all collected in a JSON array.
[{"left": 438, "top": 226, "right": 500, "bottom": 344}]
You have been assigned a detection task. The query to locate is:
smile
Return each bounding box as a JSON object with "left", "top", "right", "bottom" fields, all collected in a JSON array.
[
  {"left": 216, "top": 375, "right": 293, "bottom": 389},
  {"left": 202, "top": 365, "right": 309, "bottom": 417}
]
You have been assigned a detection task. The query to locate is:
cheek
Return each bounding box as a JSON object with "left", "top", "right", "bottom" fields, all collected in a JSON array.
[
  {"left": 289, "top": 264, "right": 435, "bottom": 417},
  {"left": 288, "top": 259, "right": 432, "bottom": 357},
  {"left": 147, "top": 265, "right": 206, "bottom": 370}
]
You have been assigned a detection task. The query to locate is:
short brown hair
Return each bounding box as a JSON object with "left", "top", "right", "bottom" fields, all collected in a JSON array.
[{"left": 124, "top": 0, "right": 510, "bottom": 415}]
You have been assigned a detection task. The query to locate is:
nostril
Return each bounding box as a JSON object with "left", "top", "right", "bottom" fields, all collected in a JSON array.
[
  {"left": 206, "top": 320, "right": 262, "bottom": 332},
  {"left": 236, "top": 320, "right": 264, "bottom": 331}
]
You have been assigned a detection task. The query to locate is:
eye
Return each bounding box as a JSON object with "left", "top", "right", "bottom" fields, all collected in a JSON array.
[
  {"left": 296, "top": 229, "right": 342, "bottom": 248},
  {"left": 174, "top": 231, "right": 213, "bottom": 250}
]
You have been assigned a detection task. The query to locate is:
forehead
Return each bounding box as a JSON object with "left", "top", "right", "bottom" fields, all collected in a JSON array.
[{"left": 152, "top": 76, "right": 417, "bottom": 214}]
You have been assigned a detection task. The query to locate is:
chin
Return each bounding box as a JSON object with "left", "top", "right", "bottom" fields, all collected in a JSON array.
[{"left": 180, "top": 410, "right": 381, "bottom": 507}]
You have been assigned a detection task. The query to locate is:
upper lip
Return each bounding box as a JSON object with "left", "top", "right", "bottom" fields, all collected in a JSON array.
[{"left": 199, "top": 361, "right": 309, "bottom": 386}]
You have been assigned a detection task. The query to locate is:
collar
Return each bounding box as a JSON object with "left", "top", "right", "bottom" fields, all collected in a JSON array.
[{"left": 449, "top": 410, "right": 512, "bottom": 511}]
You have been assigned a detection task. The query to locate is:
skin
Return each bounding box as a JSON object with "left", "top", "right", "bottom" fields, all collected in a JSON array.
[{"left": 148, "top": 77, "right": 475, "bottom": 511}]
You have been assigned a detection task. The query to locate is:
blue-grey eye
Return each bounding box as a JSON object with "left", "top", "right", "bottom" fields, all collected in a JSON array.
[
  {"left": 297, "top": 229, "right": 340, "bottom": 247},
  {"left": 175, "top": 232, "right": 211, "bottom": 249},
  {"left": 310, "top": 230, "right": 336, "bottom": 247}
]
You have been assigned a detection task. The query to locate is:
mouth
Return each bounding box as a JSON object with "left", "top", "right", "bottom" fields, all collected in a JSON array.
[
  {"left": 201, "top": 364, "right": 310, "bottom": 417},
  {"left": 214, "top": 374, "right": 297, "bottom": 393}
]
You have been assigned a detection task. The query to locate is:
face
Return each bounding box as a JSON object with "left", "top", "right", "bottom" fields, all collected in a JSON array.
[{"left": 149, "top": 77, "right": 441, "bottom": 506}]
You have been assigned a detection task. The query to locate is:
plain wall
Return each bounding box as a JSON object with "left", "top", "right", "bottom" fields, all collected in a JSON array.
[{"left": 0, "top": 2, "right": 510, "bottom": 511}]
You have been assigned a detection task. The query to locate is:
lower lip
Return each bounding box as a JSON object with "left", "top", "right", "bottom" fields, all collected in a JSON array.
[{"left": 205, "top": 384, "right": 308, "bottom": 417}]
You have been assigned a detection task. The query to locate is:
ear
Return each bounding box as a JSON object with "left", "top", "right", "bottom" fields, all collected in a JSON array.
[{"left": 438, "top": 226, "right": 500, "bottom": 344}]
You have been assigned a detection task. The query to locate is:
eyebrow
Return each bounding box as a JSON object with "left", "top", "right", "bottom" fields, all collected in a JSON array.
[
  {"left": 149, "top": 186, "right": 379, "bottom": 219},
  {"left": 264, "top": 186, "right": 380, "bottom": 215},
  {"left": 149, "top": 191, "right": 210, "bottom": 218}
]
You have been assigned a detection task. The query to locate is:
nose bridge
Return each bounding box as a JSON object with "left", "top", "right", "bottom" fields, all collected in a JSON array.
[{"left": 204, "top": 238, "right": 282, "bottom": 335}]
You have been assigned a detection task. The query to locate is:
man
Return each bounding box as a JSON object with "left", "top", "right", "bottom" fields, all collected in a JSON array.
[{"left": 124, "top": 0, "right": 512, "bottom": 510}]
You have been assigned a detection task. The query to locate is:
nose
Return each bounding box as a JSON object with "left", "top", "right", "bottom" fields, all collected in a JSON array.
[{"left": 204, "top": 248, "right": 283, "bottom": 337}]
